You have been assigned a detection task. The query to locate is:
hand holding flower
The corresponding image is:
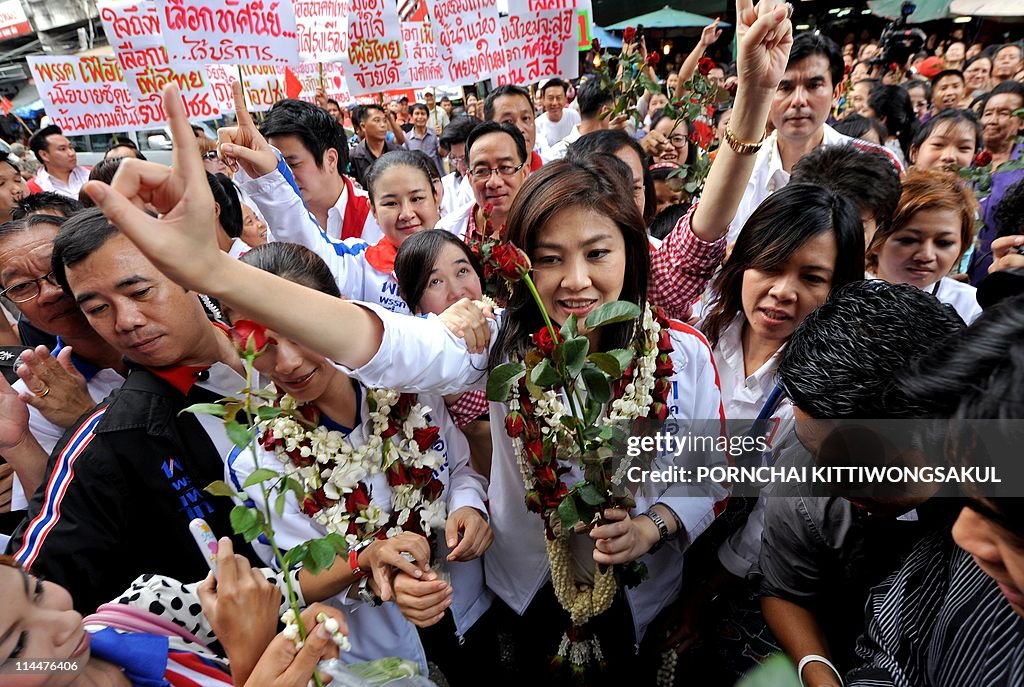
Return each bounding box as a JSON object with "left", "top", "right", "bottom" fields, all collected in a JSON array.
[{"left": 590, "top": 508, "right": 662, "bottom": 565}]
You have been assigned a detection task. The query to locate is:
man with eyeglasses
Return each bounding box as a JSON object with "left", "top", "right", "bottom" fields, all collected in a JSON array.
[
  {"left": 438, "top": 116, "right": 481, "bottom": 217},
  {"left": 436, "top": 121, "right": 530, "bottom": 243},
  {"left": 0, "top": 213, "right": 125, "bottom": 520}
]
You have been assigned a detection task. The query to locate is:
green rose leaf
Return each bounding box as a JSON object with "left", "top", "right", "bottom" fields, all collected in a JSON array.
[
  {"left": 243, "top": 468, "right": 280, "bottom": 489},
  {"left": 559, "top": 313, "right": 578, "bottom": 340},
  {"left": 581, "top": 365, "right": 611, "bottom": 404},
  {"left": 530, "top": 358, "right": 562, "bottom": 387},
  {"left": 275, "top": 491, "right": 287, "bottom": 517},
  {"left": 557, "top": 494, "right": 580, "bottom": 529},
  {"left": 307, "top": 537, "right": 338, "bottom": 573},
  {"left": 579, "top": 482, "right": 606, "bottom": 506},
  {"left": 205, "top": 480, "right": 237, "bottom": 498},
  {"left": 230, "top": 505, "right": 258, "bottom": 535},
  {"left": 225, "top": 419, "right": 254, "bottom": 450},
  {"left": 324, "top": 532, "right": 349, "bottom": 555},
  {"left": 585, "top": 301, "right": 641, "bottom": 329},
  {"left": 486, "top": 361, "right": 526, "bottom": 401},
  {"left": 256, "top": 405, "right": 284, "bottom": 421},
  {"left": 181, "top": 403, "right": 227, "bottom": 417},
  {"left": 562, "top": 337, "right": 589, "bottom": 379}
]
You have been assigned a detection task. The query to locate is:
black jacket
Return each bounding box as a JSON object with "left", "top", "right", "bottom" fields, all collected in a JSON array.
[
  {"left": 349, "top": 138, "right": 401, "bottom": 189},
  {"left": 7, "top": 365, "right": 260, "bottom": 613}
]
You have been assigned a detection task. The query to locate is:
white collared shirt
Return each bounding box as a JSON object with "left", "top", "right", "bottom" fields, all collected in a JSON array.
[
  {"left": 326, "top": 181, "right": 384, "bottom": 245},
  {"left": 31, "top": 166, "right": 91, "bottom": 199},
  {"left": 728, "top": 124, "right": 854, "bottom": 244},
  {"left": 536, "top": 108, "right": 581, "bottom": 149},
  {"left": 439, "top": 173, "right": 474, "bottom": 218},
  {"left": 541, "top": 125, "right": 583, "bottom": 162}
]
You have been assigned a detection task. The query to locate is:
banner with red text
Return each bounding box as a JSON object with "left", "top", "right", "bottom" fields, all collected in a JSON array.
[
  {"left": 497, "top": 0, "right": 577, "bottom": 86},
  {"left": 0, "top": 0, "right": 31, "bottom": 41},
  {"left": 99, "top": 0, "right": 222, "bottom": 123},
  {"left": 238, "top": 65, "right": 286, "bottom": 111},
  {"left": 156, "top": 0, "right": 300, "bottom": 67},
  {"left": 294, "top": 0, "right": 348, "bottom": 63},
  {"left": 292, "top": 61, "right": 353, "bottom": 104},
  {"left": 401, "top": 16, "right": 444, "bottom": 88},
  {"left": 27, "top": 56, "right": 149, "bottom": 135},
  {"left": 424, "top": 0, "right": 505, "bottom": 84},
  {"left": 343, "top": 0, "right": 405, "bottom": 96}
]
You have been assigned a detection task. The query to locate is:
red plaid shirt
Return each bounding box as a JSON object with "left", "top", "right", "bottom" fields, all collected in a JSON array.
[
  {"left": 648, "top": 203, "right": 727, "bottom": 321},
  {"left": 446, "top": 389, "right": 489, "bottom": 428}
]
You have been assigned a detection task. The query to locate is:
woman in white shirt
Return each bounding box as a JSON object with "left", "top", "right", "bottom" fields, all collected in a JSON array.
[
  {"left": 225, "top": 242, "right": 492, "bottom": 681},
  {"left": 81, "top": 1, "right": 796, "bottom": 678},
  {"left": 867, "top": 169, "right": 983, "bottom": 323}
]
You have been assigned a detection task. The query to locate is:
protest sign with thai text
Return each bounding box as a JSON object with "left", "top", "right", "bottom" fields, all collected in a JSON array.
[
  {"left": 99, "top": 0, "right": 221, "bottom": 122},
  {"left": 344, "top": 0, "right": 404, "bottom": 96},
  {"left": 238, "top": 65, "right": 287, "bottom": 111},
  {"left": 425, "top": 0, "right": 505, "bottom": 84},
  {"left": 294, "top": 0, "right": 348, "bottom": 63},
  {"left": 156, "top": 0, "right": 300, "bottom": 66},
  {"left": 27, "top": 55, "right": 149, "bottom": 134},
  {"left": 401, "top": 16, "right": 444, "bottom": 88},
  {"left": 498, "top": 0, "right": 577, "bottom": 86}
]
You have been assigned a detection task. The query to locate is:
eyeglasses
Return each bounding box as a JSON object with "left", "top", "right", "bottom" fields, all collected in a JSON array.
[
  {"left": 448, "top": 154, "right": 467, "bottom": 168},
  {"left": 668, "top": 134, "right": 689, "bottom": 147},
  {"left": 0, "top": 271, "right": 60, "bottom": 303},
  {"left": 469, "top": 161, "right": 526, "bottom": 181},
  {"left": 202, "top": 151, "right": 220, "bottom": 161}
]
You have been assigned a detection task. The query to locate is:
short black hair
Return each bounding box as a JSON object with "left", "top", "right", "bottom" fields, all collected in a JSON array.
[
  {"left": 994, "top": 178, "right": 1024, "bottom": 240},
  {"left": 788, "top": 32, "right": 844, "bottom": 90},
  {"left": 465, "top": 121, "right": 527, "bottom": 166},
  {"left": 260, "top": 98, "right": 349, "bottom": 175},
  {"left": 80, "top": 159, "right": 125, "bottom": 208},
  {"left": 51, "top": 207, "right": 120, "bottom": 296},
  {"left": 28, "top": 125, "right": 64, "bottom": 160},
  {"left": 355, "top": 103, "right": 386, "bottom": 130},
  {"left": 566, "top": 129, "right": 655, "bottom": 225},
  {"left": 791, "top": 143, "right": 901, "bottom": 231},
  {"left": 439, "top": 115, "right": 483, "bottom": 148},
  {"left": 930, "top": 69, "right": 965, "bottom": 91},
  {"left": 11, "top": 192, "right": 83, "bottom": 220},
  {"left": 648, "top": 203, "right": 690, "bottom": 241},
  {"left": 832, "top": 113, "right": 888, "bottom": 142},
  {"left": 902, "top": 78, "right": 931, "bottom": 101},
  {"left": 539, "top": 78, "right": 568, "bottom": 98},
  {"left": 326, "top": 98, "right": 340, "bottom": 109},
  {"left": 910, "top": 108, "right": 982, "bottom": 152},
  {"left": 868, "top": 84, "right": 915, "bottom": 156},
  {"left": 779, "top": 280, "right": 965, "bottom": 419},
  {"left": 575, "top": 78, "right": 613, "bottom": 119},
  {"left": 986, "top": 79, "right": 1024, "bottom": 104},
  {"left": 395, "top": 228, "right": 484, "bottom": 313},
  {"left": 483, "top": 85, "right": 533, "bottom": 121},
  {"left": 208, "top": 173, "right": 243, "bottom": 239},
  {"left": 409, "top": 103, "right": 429, "bottom": 116}
]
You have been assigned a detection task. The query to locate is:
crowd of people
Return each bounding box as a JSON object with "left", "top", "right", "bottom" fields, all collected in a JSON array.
[{"left": 0, "top": 0, "right": 1023, "bottom": 685}]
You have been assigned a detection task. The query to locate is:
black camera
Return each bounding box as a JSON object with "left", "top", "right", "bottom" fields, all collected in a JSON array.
[{"left": 874, "top": 1, "right": 926, "bottom": 69}]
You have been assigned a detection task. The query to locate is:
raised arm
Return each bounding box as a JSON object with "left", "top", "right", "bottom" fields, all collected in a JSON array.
[
  {"left": 689, "top": 0, "right": 792, "bottom": 242},
  {"left": 83, "top": 85, "right": 385, "bottom": 370},
  {"left": 675, "top": 18, "right": 723, "bottom": 99}
]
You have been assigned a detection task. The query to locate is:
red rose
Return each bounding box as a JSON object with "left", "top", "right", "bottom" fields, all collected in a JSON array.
[
  {"left": 591, "top": 38, "right": 601, "bottom": 53},
  {"left": 646, "top": 51, "right": 661, "bottom": 68},
  {"left": 505, "top": 410, "right": 527, "bottom": 438},
  {"left": 230, "top": 320, "right": 275, "bottom": 355},
  {"left": 413, "top": 425, "right": 440, "bottom": 451},
  {"left": 482, "top": 202, "right": 494, "bottom": 218},
  {"left": 298, "top": 404, "right": 320, "bottom": 426},
  {"left": 409, "top": 466, "right": 435, "bottom": 484},
  {"left": 655, "top": 353, "right": 674, "bottom": 377},
  {"left": 397, "top": 393, "right": 416, "bottom": 416},
  {"left": 690, "top": 120, "right": 715, "bottom": 150},
  {"left": 535, "top": 464, "right": 558, "bottom": 488},
  {"left": 650, "top": 402, "right": 669, "bottom": 423},
  {"left": 386, "top": 460, "right": 410, "bottom": 486},
  {"left": 888, "top": 62, "right": 900, "bottom": 73},
  {"left": 525, "top": 489, "right": 543, "bottom": 513},
  {"left": 287, "top": 446, "right": 314, "bottom": 468},
  {"left": 344, "top": 488, "right": 370, "bottom": 513},
  {"left": 622, "top": 27, "right": 636, "bottom": 44},
  {"left": 725, "top": 80, "right": 738, "bottom": 97},
  {"left": 424, "top": 478, "right": 444, "bottom": 501},
  {"left": 301, "top": 495, "right": 322, "bottom": 517},
  {"left": 975, "top": 150, "right": 993, "bottom": 167},
  {"left": 698, "top": 57, "right": 715, "bottom": 76},
  {"left": 381, "top": 418, "right": 401, "bottom": 439},
  {"left": 844, "top": 63, "right": 852, "bottom": 77},
  {"left": 524, "top": 438, "right": 544, "bottom": 465},
  {"left": 653, "top": 376, "right": 672, "bottom": 402},
  {"left": 657, "top": 329, "right": 673, "bottom": 353},
  {"left": 532, "top": 326, "right": 563, "bottom": 357},
  {"left": 491, "top": 242, "right": 532, "bottom": 281}
]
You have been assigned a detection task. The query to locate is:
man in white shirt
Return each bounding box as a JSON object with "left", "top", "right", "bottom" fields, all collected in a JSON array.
[
  {"left": 535, "top": 78, "right": 581, "bottom": 149},
  {"left": 260, "top": 98, "right": 382, "bottom": 243},
  {"left": 26, "top": 126, "right": 90, "bottom": 199},
  {"left": 423, "top": 91, "right": 450, "bottom": 134},
  {"left": 438, "top": 115, "right": 480, "bottom": 217},
  {"left": 729, "top": 34, "right": 902, "bottom": 243},
  {"left": 544, "top": 79, "right": 616, "bottom": 161}
]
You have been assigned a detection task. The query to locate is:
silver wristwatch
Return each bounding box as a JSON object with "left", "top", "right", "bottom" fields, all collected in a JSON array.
[
  {"left": 642, "top": 508, "right": 670, "bottom": 553},
  {"left": 357, "top": 575, "right": 383, "bottom": 606}
]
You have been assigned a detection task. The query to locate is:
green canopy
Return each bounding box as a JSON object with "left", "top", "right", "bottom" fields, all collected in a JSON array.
[
  {"left": 604, "top": 5, "right": 727, "bottom": 29},
  {"left": 867, "top": 0, "right": 953, "bottom": 23}
]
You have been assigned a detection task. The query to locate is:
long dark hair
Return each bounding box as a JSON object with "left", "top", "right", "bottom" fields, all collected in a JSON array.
[
  {"left": 395, "top": 229, "right": 484, "bottom": 313},
  {"left": 490, "top": 156, "right": 650, "bottom": 367},
  {"left": 240, "top": 242, "right": 340, "bottom": 298},
  {"left": 701, "top": 183, "right": 865, "bottom": 349},
  {"left": 566, "top": 129, "right": 656, "bottom": 226},
  {"left": 208, "top": 172, "right": 243, "bottom": 239}
]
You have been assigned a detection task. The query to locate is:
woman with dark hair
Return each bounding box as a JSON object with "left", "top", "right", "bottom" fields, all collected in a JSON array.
[
  {"left": 80, "top": 0, "right": 795, "bottom": 679},
  {"left": 908, "top": 108, "right": 981, "bottom": 172},
  {"left": 867, "top": 168, "right": 982, "bottom": 322},
  {"left": 867, "top": 83, "right": 915, "bottom": 164},
  {"left": 566, "top": 128, "right": 655, "bottom": 225},
  {"left": 648, "top": 109, "right": 698, "bottom": 167},
  {"left": 832, "top": 113, "right": 888, "bottom": 145},
  {"left": 207, "top": 172, "right": 247, "bottom": 257},
  {"left": 226, "top": 241, "right": 492, "bottom": 684}
]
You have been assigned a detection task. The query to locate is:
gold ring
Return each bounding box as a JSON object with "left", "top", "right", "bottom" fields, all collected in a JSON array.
[{"left": 38, "top": 385, "right": 50, "bottom": 398}]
